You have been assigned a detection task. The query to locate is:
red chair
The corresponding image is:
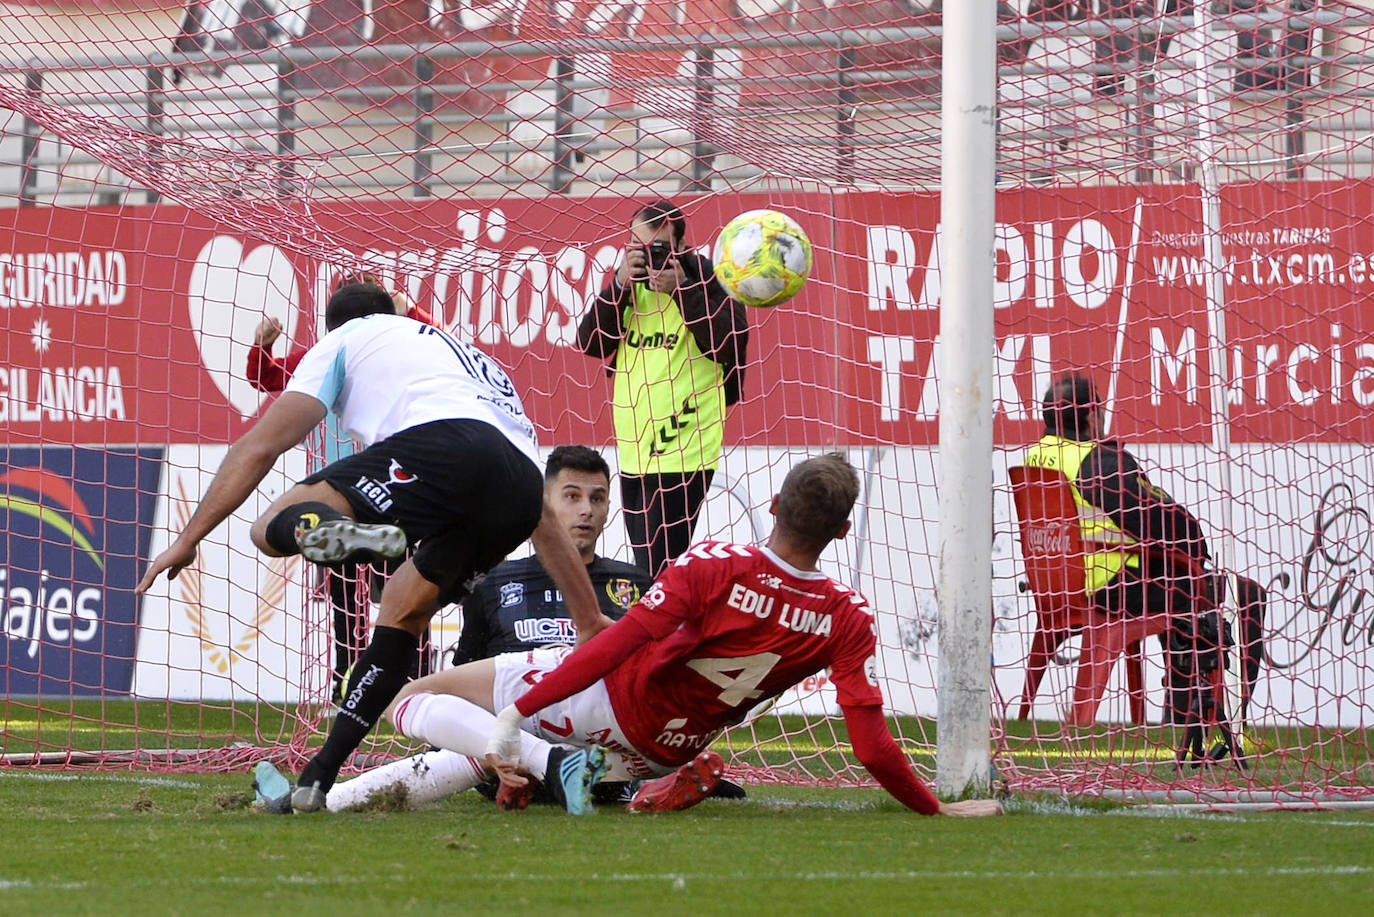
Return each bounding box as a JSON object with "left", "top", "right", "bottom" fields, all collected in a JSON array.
[{"left": 1010, "top": 465, "right": 1191, "bottom": 726}]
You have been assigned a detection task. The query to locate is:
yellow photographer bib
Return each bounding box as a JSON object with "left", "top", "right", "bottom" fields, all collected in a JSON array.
[{"left": 612, "top": 284, "right": 726, "bottom": 475}]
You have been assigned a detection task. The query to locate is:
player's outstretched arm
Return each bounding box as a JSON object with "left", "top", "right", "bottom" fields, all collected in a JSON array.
[
  {"left": 136, "top": 393, "right": 326, "bottom": 593},
  {"left": 842, "top": 703, "right": 1003, "bottom": 817},
  {"left": 485, "top": 611, "right": 658, "bottom": 779}
]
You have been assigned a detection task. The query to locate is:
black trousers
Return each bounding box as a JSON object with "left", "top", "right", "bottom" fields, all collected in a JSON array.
[
  {"left": 620, "top": 470, "right": 714, "bottom": 578},
  {"left": 1096, "top": 559, "right": 1267, "bottom": 724}
]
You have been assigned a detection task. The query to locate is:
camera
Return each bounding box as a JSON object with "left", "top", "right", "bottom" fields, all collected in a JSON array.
[
  {"left": 646, "top": 240, "right": 673, "bottom": 271},
  {"left": 630, "top": 240, "right": 676, "bottom": 282}
]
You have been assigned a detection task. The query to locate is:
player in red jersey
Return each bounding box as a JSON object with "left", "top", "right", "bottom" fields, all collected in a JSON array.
[{"left": 387, "top": 453, "right": 1001, "bottom": 816}]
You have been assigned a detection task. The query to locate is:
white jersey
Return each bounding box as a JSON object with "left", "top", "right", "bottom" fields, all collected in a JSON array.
[{"left": 284, "top": 314, "right": 539, "bottom": 464}]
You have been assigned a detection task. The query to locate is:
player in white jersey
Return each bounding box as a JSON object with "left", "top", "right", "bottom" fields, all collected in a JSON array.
[{"left": 137, "top": 283, "right": 611, "bottom": 813}]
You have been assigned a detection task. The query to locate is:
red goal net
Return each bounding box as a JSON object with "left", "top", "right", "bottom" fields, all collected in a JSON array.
[{"left": 2, "top": 1, "right": 1371, "bottom": 806}]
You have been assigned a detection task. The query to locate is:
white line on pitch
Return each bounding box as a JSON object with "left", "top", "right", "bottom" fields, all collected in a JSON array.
[
  {"left": 0, "top": 772, "right": 201, "bottom": 789},
  {"left": 4, "top": 865, "right": 1370, "bottom": 893}
]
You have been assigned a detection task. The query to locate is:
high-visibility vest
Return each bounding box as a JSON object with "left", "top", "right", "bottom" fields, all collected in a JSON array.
[
  {"left": 611, "top": 282, "right": 726, "bottom": 475},
  {"left": 1022, "top": 435, "right": 1139, "bottom": 594}
]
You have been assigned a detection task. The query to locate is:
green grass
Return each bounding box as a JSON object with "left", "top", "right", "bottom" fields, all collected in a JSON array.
[
  {"left": 994, "top": 719, "right": 1374, "bottom": 793},
  {"left": 0, "top": 771, "right": 1371, "bottom": 916},
  {"left": 4, "top": 702, "right": 1372, "bottom": 914}
]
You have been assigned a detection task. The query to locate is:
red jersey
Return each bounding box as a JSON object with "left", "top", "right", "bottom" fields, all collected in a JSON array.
[{"left": 603, "top": 541, "right": 882, "bottom": 767}]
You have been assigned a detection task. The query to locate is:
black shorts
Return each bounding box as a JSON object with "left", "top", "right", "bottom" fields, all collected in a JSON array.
[{"left": 302, "top": 419, "right": 543, "bottom": 604}]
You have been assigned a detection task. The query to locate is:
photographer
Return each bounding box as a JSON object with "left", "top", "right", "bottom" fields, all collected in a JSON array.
[{"left": 576, "top": 199, "right": 749, "bottom": 577}]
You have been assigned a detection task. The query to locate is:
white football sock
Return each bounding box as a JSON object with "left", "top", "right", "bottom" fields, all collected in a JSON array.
[
  {"left": 325, "top": 748, "right": 485, "bottom": 813},
  {"left": 392, "top": 691, "right": 556, "bottom": 779}
]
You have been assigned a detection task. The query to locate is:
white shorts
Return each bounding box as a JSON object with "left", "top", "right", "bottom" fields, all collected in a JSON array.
[{"left": 491, "top": 647, "right": 672, "bottom": 780}]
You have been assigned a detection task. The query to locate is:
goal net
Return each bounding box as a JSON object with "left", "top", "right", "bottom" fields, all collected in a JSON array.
[{"left": 2, "top": 0, "right": 1371, "bottom": 806}]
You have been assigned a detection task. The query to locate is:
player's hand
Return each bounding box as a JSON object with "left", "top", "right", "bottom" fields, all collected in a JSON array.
[
  {"left": 617, "top": 245, "right": 648, "bottom": 286},
  {"left": 135, "top": 539, "right": 199, "bottom": 594},
  {"left": 484, "top": 703, "right": 525, "bottom": 780},
  {"left": 937, "top": 799, "right": 1004, "bottom": 817},
  {"left": 254, "top": 317, "right": 283, "bottom": 349},
  {"left": 648, "top": 253, "right": 684, "bottom": 295},
  {"left": 484, "top": 753, "right": 529, "bottom": 790},
  {"left": 390, "top": 289, "right": 413, "bottom": 316},
  {"left": 576, "top": 612, "right": 616, "bottom": 645},
  {"left": 484, "top": 759, "right": 534, "bottom": 795}
]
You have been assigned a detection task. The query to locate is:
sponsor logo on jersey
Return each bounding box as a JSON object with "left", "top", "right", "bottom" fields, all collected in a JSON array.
[
  {"left": 353, "top": 476, "right": 393, "bottom": 513},
  {"left": 606, "top": 577, "right": 640, "bottom": 610},
  {"left": 514, "top": 617, "right": 577, "bottom": 643},
  {"left": 679, "top": 542, "right": 754, "bottom": 564},
  {"left": 624, "top": 330, "right": 680, "bottom": 350},
  {"left": 386, "top": 459, "right": 419, "bottom": 485},
  {"left": 352, "top": 459, "right": 420, "bottom": 514},
  {"left": 756, "top": 573, "right": 782, "bottom": 590},
  {"left": 499, "top": 581, "right": 524, "bottom": 608},
  {"left": 648, "top": 398, "right": 698, "bottom": 457},
  {"left": 654, "top": 718, "right": 720, "bottom": 754}
]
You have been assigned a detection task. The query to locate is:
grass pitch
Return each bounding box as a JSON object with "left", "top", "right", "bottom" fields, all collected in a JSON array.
[
  {"left": 3, "top": 702, "right": 1372, "bottom": 915},
  {"left": 0, "top": 769, "right": 1371, "bottom": 917}
]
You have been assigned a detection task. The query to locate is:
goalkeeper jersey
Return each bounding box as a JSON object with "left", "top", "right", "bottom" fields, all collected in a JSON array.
[{"left": 450, "top": 554, "right": 651, "bottom": 665}]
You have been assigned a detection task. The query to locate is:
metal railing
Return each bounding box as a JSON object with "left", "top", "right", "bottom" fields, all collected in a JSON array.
[{"left": 0, "top": 11, "right": 1367, "bottom": 206}]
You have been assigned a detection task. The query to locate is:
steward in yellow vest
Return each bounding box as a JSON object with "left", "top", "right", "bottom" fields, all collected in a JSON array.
[
  {"left": 1022, "top": 374, "right": 1265, "bottom": 725},
  {"left": 1023, "top": 374, "right": 1211, "bottom": 606}
]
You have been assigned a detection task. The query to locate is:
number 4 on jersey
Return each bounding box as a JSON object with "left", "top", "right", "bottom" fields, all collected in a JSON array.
[{"left": 686, "top": 652, "right": 782, "bottom": 705}]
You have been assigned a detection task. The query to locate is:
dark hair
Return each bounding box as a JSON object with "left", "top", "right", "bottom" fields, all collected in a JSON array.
[
  {"left": 325, "top": 282, "right": 394, "bottom": 331},
  {"left": 1042, "top": 373, "right": 1100, "bottom": 440},
  {"left": 544, "top": 445, "right": 611, "bottom": 485},
  {"left": 632, "top": 199, "right": 686, "bottom": 247},
  {"left": 775, "top": 452, "right": 860, "bottom": 551}
]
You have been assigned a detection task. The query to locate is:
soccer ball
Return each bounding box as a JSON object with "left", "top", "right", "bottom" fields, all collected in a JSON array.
[{"left": 712, "top": 209, "right": 813, "bottom": 308}]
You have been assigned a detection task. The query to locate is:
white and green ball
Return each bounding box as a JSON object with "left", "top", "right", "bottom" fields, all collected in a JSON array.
[{"left": 712, "top": 209, "right": 813, "bottom": 308}]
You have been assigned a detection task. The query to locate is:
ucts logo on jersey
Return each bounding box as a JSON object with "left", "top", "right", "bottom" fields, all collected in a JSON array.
[{"left": 0, "top": 448, "right": 161, "bottom": 694}]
